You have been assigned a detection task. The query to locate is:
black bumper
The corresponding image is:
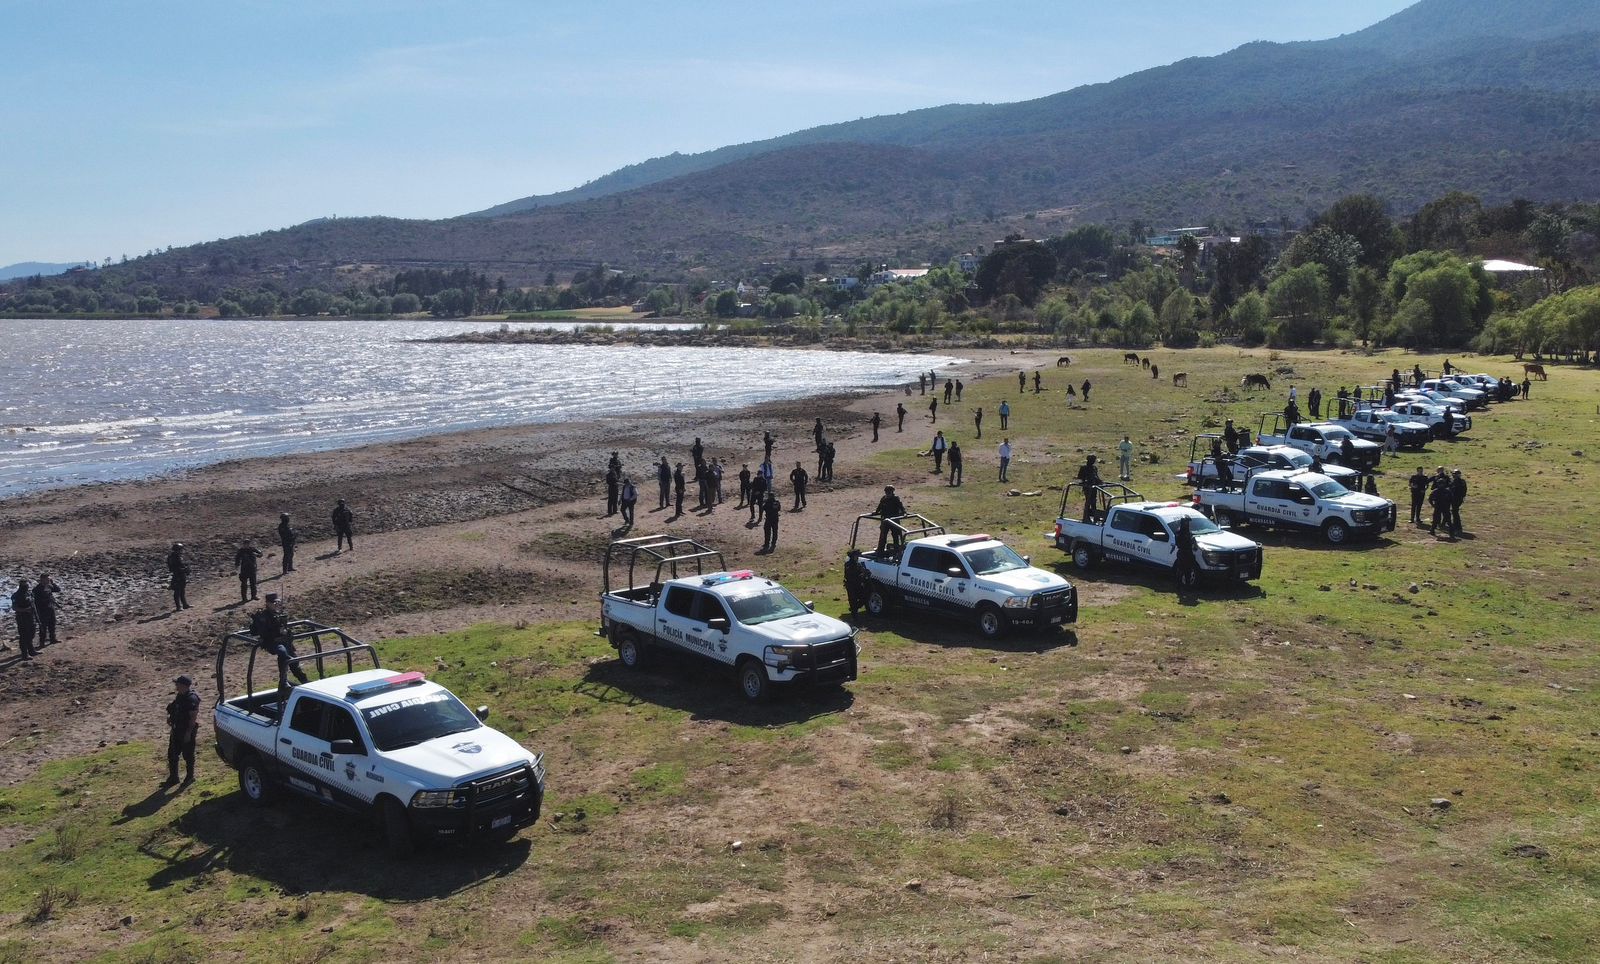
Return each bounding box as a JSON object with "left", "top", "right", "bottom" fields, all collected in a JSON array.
[
  {"left": 1011, "top": 588, "right": 1078, "bottom": 628},
  {"left": 1200, "top": 548, "right": 1263, "bottom": 582},
  {"left": 409, "top": 767, "right": 544, "bottom": 839},
  {"left": 780, "top": 636, "right": 859, "bottom": 685}
]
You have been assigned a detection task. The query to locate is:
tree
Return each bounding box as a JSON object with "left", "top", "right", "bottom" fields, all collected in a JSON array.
[
  {"left": 1527, "top": 211, "right": 1572, "bottom": 262},
  {"left": 1348, "top": 267, "right": 1382, "bottom": 346},
  {"left": 1123, "top": 303, "right": 1157, "bottom": 346},
  {"left": 1231, "top": 292, "right": 1269, "bottom": 346},
  {"left": 643, "top": 288, "right": 676, "bottom": 316},
  {"left": 1281, "top": 226, "right": 1362, "bottom": 297},
  {"left": 1407, "top": 191, "right": 1482, "bottom": 252},
  {"left": 768, "top": 270, "right": 805, "bottom": 295},
  {"left": 1316, "top": 194, "right": 1401, "bottom": 271},
  {"left": 974, "top": 242, "right": 1057, "bottom": 306},
  {"left": 711, "top": 290, "right": 740, "bottom": 317},
  {"left": 1159, "top": 288, "right": 1195, "bottom": 341},
  {"left": 290, "top": 288, "right": 332, "bottom": 316},
  {"left": 1267, "top": 264, "right": 1330, "bottom": 346},
  {"left": 1176, "top": 234, "right": 1200, "bottom": 289}
]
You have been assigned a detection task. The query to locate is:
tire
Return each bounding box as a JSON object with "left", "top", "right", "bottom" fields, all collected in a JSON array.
[
  {"left": 616, "top": 630, "right": 645, "bottom": 669},
  {"left": 1177, "top": 565, "right": 1200, "bottom": 589},
  {"left": 975, "top": 604, "right": 1007, "bottom": 641},
  {"left": 1071, "top": 543, "right": 1096, "bottom": 570},
  {"left": 1430, "top": 423, "right": 1445, "bottom": 440},
  {"left": 1323, "top": 519, "right": 1350, "bottom": 545},
  {"left": 736, "top": 658, "right": 769, "bottom": 702},
  {"left": 380, "top": 797, "right": 415, "bottom": 858},
  {"left": 238, "top": 755, "right": 272, "bottom": 805},
  {"left": 1213, "top": 508, "right": 1234, "bottom": 528},
  {"left": 865, "top": 588, "right": 890, "bottom": 617}
]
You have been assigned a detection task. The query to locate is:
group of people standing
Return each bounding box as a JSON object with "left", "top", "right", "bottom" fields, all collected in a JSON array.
[
  {"left": 1408, "top": 466, "right": 1469, "bottom": 537},
  {"left": 163, "top": 501, "right": 356, "bottom": 613},
  {"left": 4, "top": 574, "right": 61, "bottom": 661}
]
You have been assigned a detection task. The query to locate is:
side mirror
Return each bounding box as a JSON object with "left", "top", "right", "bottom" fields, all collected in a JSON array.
[
  {"left": 945, "top": 567, "right": 965, "bottom": 579},
  {"left": 707, "top": 617, "right": 730, "bottom": 633},
  {"left": 330, "top": 739, "right": 364, "bottom": 756},
  {"left": 803, "top": 600, "right": 815, "bottom": 611},
  {"left": 474, "top": 705, "right": 490, "bottom": 722},
  {"left": 1022, "top": 555, "right": 1031, "bottom": 564}
]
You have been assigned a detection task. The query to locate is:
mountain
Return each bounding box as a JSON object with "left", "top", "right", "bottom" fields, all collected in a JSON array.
[
  {"left": 39, "top": 0, "right": 1600, "bottom": 295},
  {"left": 0, "top": 261, "right": 90, "bottom": 282}
]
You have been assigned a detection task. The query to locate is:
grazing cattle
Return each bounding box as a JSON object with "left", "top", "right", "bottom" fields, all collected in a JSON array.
[
  {"left": 1524, "top": 363, "right": 1548, "bottom": 380},
  {"left": 1172, "top": 372, "right": 1187, "bottom": 388},
  {"left": 1241, "top": 373, "right": 1272, "bottom": 391},
  {"left": 1056, "top": 356, "right": 1071, "bottom": 367},
  {"left": 1151, "top": 364, "right": 1160, "bottom": 379},
  {"left": 1141, "top": 357, "right": 1151, "bottom": 370},
  {"left": 1124, "top": 352, "right": 1140, "bottom": 365}
]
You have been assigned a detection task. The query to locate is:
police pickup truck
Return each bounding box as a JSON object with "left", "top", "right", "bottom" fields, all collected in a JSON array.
[
  {"left": 1419, "top": 378, "right": 1487, "bottom": 410},
  {"left": 1052, "top": 482, "right": 1262, "bottom": 586},
  {"left": 1388, "top": 398, "right": 1470, "bottom": 438},
  {"left": 599, "top": 534, "right": 857, "bottom": 701},
  {"left": 1192, "top": 468, "right": 1396, "bottom": 544},
  {"left": 1183, "top": 436, "right": 1360, "bottom": 488},
  {"left": 1256, "top": 415, "right": 1383, "bottom": 471},
  {"left": 1329, "top": 402, "right": 1432, "bottom": 450},
  {"left": 212, "top": 621, "right": 546, "bottom": 856},
  {"left": 850, "top": 513, "right": 1076, "bottom": 640}
]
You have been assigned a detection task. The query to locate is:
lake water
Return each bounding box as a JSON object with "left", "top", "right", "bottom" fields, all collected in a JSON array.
[{"left": 0, "top": 319, "right": 958, "bottom": 497}]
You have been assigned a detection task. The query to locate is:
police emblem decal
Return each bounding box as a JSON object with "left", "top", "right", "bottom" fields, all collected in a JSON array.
[{"left": 453, "top": 742, "right": 483, "bottom": 754}]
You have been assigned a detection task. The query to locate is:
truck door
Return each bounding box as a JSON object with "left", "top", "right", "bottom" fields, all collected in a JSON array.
[
  {"left": 1143, "top": 515, "right": 1179, "bottom": 568},
  {"left": 688, "top": 591, "right": 735, "bottom": 664},
  {"left": 1282, "top": 481, "right": 1320, "bottom": 527},
  {"left": 1247, "top": 478, "right": 1290, "bottom": 522},
  {"left": 901, "top": 546, "right": 964, "bottom": 612},
  {"left": 323, "top": 705, "right": 377, "bottom": 807},
  {"left": 1106, "top": 510, "right": 1148, "bottom": 564},
  {"left": 282, "top": 696, "right": 339, "bottom": 801},
  {"left": 659, "top": 585, "right": 708, "bottom": 657}
]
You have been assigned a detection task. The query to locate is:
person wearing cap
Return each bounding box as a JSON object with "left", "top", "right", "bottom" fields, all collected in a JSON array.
[
  {"left": 10, "top": 579, "right": 37, "bottom": 660},
  {"left": 874, "top": 486, "right": 907, "bottom": 554},
  {"left": 1077, "top": 455, "right": 1103, "bottom": 521},
  {"left": 604, "top": 461, "right": 621, "bottom": 516},
  {"left": 32, "top": 573, "right": 61, "bottom": 647},
  {"left": 251, "top": 593, "right": 308, "bottom": 692},
  {"left": 761, "top": 490, "right": 781, "bottom": 551},
  {"left": 277, "top": 513, "right": 297, "bottom": 574},
  {"left": 166, "top": 543, "right": 190, "bottom": 611},
  {"left": 234, "top": 539, "right": 262, "bottom": 602},
  {"left": 619, "top": 475, "right": 637, "bottom": 527},
  {"left": 790, "top": 462, "right": 809, "bottom": 510},
  {"left": 165, "top": 675, "right": 200, "bottom": 787},
  {"left": 843, "top": 549, "right": 870, "bottom": 615},
  {"left": 1428, "top": 467, "right": 1450, "bottom": 536},
  {"left": 1408, "top": 466, "right": 1429, "bottom": 524},
  {"left": 332, "top": 499, "right": 355, "bottom": 552},
  {"left": 1449, "top": 469, "right": 1468, "bottom": 537}
]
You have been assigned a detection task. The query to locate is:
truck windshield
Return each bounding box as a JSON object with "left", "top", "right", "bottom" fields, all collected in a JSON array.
[
  {"left": 961, "top": 544, "right": 1029, "bottom": 576},
  {"left": 1322, "top": 428, "right": 1354, "bottom": 442},
  {"left": 1180, "top": 515, "right": 1222, "bottom": 535},
  {"left": 1310, "top": 480, "right": 1350, "bottom": 499},
  {"left": 361, "top": 692, "right": 481, "bottom": 751},
  {"left": 728, "top": 587, "right": 809, "bottom": 625}
]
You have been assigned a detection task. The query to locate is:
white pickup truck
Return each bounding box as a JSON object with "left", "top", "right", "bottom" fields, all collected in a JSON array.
[
  {"left": 1183, "top": 437, "right": 1360, "bottom": 488},
  {"left": 1388, "top": 398, "right": 1471, "bottom": 438},
  {"left": 1419, "top": 378, "right": 1487, "bottom": 410},
  {"left": 1329, "top": 405, "right": 1432, "bottom": 450},
  {"left": 212, "top": 622, "right": 546, "bottom": 856},
  {"left": 599, "top": 535, "right": 857, "bottom": 701},
  {"left": 1052, "top": 483, "right": 1262, "bottom": 586},
  {"left": 851, "top": 513, "right": 1076, "bottom": 640},
  {"left": 1192, "top": 468, "right": 1396, "bottom": 544},
  {"left": 1256, "top": 416, "right": 1383, "bottom": 471}
]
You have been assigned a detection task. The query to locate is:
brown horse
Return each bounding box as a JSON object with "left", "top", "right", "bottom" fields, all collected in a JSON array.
[
  {"left": 1172, "top": 372, "right": 1188, "bottom": 387},
  {"left": 1151, "top": 364, "right": 1160, "bottom": 379},
  {"left": 1056, "top": 356, "right": 1071, "bottom": 367},
  {"left": 1241, "top": 373, "right": 1272, "bottom": 391},
  {"left": 1124, "top": 352, "right": 1140, "bottom": 365},
  {"left": 1524, "top": 363, "right": 1548, "bottom": 380},
  {"left": 1141, "top": 357, "right": 1151, "bottom": 370}
]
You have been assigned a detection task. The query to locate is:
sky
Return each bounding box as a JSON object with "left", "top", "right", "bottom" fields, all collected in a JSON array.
[{"left": 0, "top": 0, "right": 1416, "bottom": 266}]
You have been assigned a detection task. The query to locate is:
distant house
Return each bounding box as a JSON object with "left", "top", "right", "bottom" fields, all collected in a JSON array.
[
  {"left": 1478, "top": 259, "right": 1543, "bottom": 275},
  {"left": 957, "top": 253, "right": 980, "bottom": 274},
  {"left": 867, "top": 268, "right": 930, "bottom": 286},
  {"left": 829, "top": 276, "right": 860, "bottom": 291},
  {"left": 1144, "top": 227, "right": 1210, "bottom": 248}
]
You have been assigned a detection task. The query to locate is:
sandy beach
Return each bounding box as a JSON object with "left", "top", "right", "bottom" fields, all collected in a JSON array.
[{"left": 0, "top": 346, "right": 1020, "bottom": 785}]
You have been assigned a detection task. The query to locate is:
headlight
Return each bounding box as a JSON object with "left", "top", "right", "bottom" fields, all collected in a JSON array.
[
  {"left": 1201, "top": 551, "right": 1227, "bottom": 566},
  {"left": 1003, "top": 596, "right": 1031, "bottom": 609},
  {"left": 411, "top": 789, "right": 460, "bottom": 809},
  {"left": 769, "top": 644, "right": 807, "bottom": 656}
]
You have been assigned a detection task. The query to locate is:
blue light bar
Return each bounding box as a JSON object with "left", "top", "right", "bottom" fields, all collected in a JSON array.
[{"left": 346, "top": 671, "right": 426, "bottom": 700}]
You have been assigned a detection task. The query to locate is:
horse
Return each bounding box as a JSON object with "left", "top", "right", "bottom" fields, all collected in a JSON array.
[
  {"left": 1124, "top": 352, "right": 1140, "bottom": 365},
  {"left": 1151, "top": 364, "right": 1160, "bottom": 379},
  {"left": 1523, "top": 363, "right": 1548, "bottom": 380},
  {"left": 1241, "top": 373, "right": 1272, "bottom": 391},
  {"left": 1141, "top": 357, "right": 1151, "bottom": 370},
  {"left": 1056, "top": 356, "right": 1071, "bottom": 367},
  {"left": 1172, "top": 372, "right": 1188, "bottom": 388}
]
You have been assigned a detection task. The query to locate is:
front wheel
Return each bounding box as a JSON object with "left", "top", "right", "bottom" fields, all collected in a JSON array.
[
  {"left": 1071, "top": 544, "right": 1096, "bottom": 570},
  {"left": 1177, "top": 564, "right": 1200, "bottom": 589},
  {"left": 866, "top": 588, "right": 890, "bottom": 617},
  {"left": 1430, "top": 423, "right": 1446, "bottom": 440},
  {"left": 1324, "top": 519, "right": 1350, "bottom": 545},
  {"left": 737, "top": 658, "right": 769, "bottom": 702},
  {"left": 975, "top": 605, "right": 1007, "bottom": 640},
  {"left": 238, "top": 756, "right": 273, "bottom": 805}
]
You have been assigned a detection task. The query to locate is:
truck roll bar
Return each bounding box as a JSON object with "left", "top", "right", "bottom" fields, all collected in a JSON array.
[{"left": 214, "top": 620, "right": 379, "bottom": 706}]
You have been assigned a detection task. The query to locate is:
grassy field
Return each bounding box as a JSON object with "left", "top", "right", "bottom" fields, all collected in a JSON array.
[{"left": 4, "top": 348, "right": 1599, "bottom": 962}]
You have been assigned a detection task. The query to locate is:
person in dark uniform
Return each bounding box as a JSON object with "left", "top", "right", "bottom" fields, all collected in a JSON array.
[
  {"left": 1284, "top": 400, "right": 1300, "bottom": 429},
  {"left": 1018, "top": 370, "right": 1026, "bottom": 393},
  {"left": 1340, "top": 436, "right": 1355, "bottom": 467},
  {"left": 1521, "top": 377, "right": 1530, "bottom": 400},
  {"left": 1428, "top": 470, "right": 1450, "bottom": 536},
  {"left": 11, "top": 579, "right": 37, "bottom": 660},
  {"left": 815, "top": 436, "right": 827, "bottom": 476},
  {"left": 1223, "top": 420, "right": 1238, "bottom": 454},
  {"left": 973, "top": 407, "right": 983, "bottom": 438},
  {"left": 332, "top": 499, "right": 355, "bottom": 551},
  {"left": 955, "top": 379, "right": 964, "bottom": 402},
  {"left": 277, "top": 513, "right": 297, "bottom": 574},
  {"left": 1173, "top": 518, "right": 1198, "bottom": 588},
  {"left": 918, "top": 372, "right": 927, "bottom": 395},
  {"left": 871, "top": 412, "right": 881, "bottom": 442},
  {"left": 32, "top": 573, "right": 60, "bottom": 647},
  {"left": 167, "top": 543, "right": 190, "bottom": 611},
  {"left": 607, "top": 450, "right": 623, "bottom": 476},
  {"left": 619, "top": 477, "right": 637, "bottom": 526},
  {"left": 690, "top": 437, "right": 704, "bottom": 473},
  {"left": 749, "top": 471, "right": 768, "bottom": 524},
  {"left": 656, "top": 457, "right": 672, "bottom": 510},
  {"left": 928, "top": 397, "right": 938, "bottom": 423},
  {"left": 252, "top": 593, "right": 308, "bottom": 693},
  {"left": 875, "top": 486, "right": 907, "bottom": 553},
  {"left": 1449, "top": 469, "right": 1467, "bottom": 536},
  {"left": 1408, "top": 466, "right": 1429, "bottom": 524},
  {"left": 234, "top": 539, "right": 262, "bottom": 602},
  {"left": 672, "top": 463, "right": 686, "bottom": 518},
  {"left": 896, "top": 403, "right": 906, "bottom": 433},
  {"left": 1363, "top": 474, "right": 1380, "bottom": 496},
  {"left": 762, "top": 491, "right": 781, "bottom": 550},
  {"left": 605, "top": 463, "right": 621, "bottom": 516},
  {"left": 763, "top": 431, "right": 775, "bottom": 461},
  {"left": 844, "top": 549, "right": 870, "bottom": 615},
  {"left": 165, "top": 675, "right": 201, "bottom": 787},
  {"left": 1033, "top": 371, "right": 1042, "bottom": 394},
  {"left": 943, "top": 380, "right": 953, "bottom": 404},
  {"left": 821, "top": 441, "right": 836, "bottom": 482},
  {"left": 1077, "top": 455, "right": 1102, "bottom": 521},
  {"left": 790, "top": 462, "right": 809, "bottom": 510},
  {"left": 1081, "top": 379, "right": 1092, "bottom": 403},
  {"left": 738, "top": 463, "right": 752, "bottom": 507},
  {"left": 947, "top": 441, "right": 963, "bottom": 486}
]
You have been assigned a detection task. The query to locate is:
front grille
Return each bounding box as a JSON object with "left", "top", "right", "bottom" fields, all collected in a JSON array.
[
  {"left": 1037, "top": 588, "right": 1073, "bottom": 611},
  {"left": 808, "top": 637, "right": 855, "bottom": 669},
  {"left": 468, "top": 766, "right": 532, "bottom": 808}
]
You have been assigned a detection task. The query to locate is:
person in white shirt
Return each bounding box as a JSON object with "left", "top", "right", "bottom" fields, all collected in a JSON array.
[
  {"left": 1118, "top": 436, "right": 1134, "bottom": 481},
  {"left": 997, "top": 439, "right": 1012, "bottom": 482}
]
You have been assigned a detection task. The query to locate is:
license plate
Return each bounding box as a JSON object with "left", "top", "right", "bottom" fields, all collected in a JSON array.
[
  {"left": 1238, "top": 572, "right": 1250, "bottom": 580},
  {"left": 491, "top": 814, "right": 512, "bottom": 829},
  {"left": 1049, "top": 615, "right": 1064, "bottom": 625}
]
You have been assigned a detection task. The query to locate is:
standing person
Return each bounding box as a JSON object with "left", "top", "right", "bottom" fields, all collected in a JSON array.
[
  {"left": 1284, "top": 400, "right": 1300, "bottom": 428},
  {"left": 656, "top": 457, "right": 672, "bottom": 510},
  {"left": 815, "top": 436, "right": 827, "bottom": 477},
  {"left": 672, "top": 463, "right": 686, "bottom": 518},
  {"left": 1340, "top": 436, "right": 1355, "bottom": 466},
  {"left": 713, "top": 458, "right": 726, "bottom": 505},
  {"left": 166, "top": 543, "right": 190, "bottom": 611},
  {"left": 954, "top": 379, "right": 963, "bottom": 401},
  {"left": 874, "top": 486, "right": 907, "bottom": 553},
  {"left": 1288, "top": 385, "right": 1298, "bottom": 408},
  {"left": 790, "top": 462, "right": 809, "bottom": 510},
  {"left": 164, "top": 675, "right": 201, "bottom": 788},
  {"left": 998, "top": 438, "right": 1012, "bottom": 482},
  {"left": 1408, "top": 466, "right": 1429, "bottom": 524},
  {"left": 871, "top": 412, "right": 881, "bottom": 442},
  {"left": 947, "top": 441, "right": 963, "bottom": 486},
  {"left": 607, "top": 451, "right": 623, "bottom": 478},
  {"left": 1223, "top": 420, "right": 1239, "bottom": 454},
  {"left": 759, "top": 457, "right": 775, "bottom": 490},
  {"left": 929, "top": 431, "right": 948, "bottom": 473},
  {"left": 763, "top": 431, "right": 776, "bottom": 462},
  {"left": 1521, "top": 377, "right": 1531, "bottom": 400},
  {"left": 822, "top": 440, "right": 836, "bottom": 481},
  {"left": 748, "top": 471, "right": 769, "bottom": 524},
  {"left": 1428, "top": 470, "right": 1450, "bottom": 536},
  {"left": 619, "top": 476, "right": 637, "bottom": 527},
  {"left": 762, "top": 491, "right": 781, "bottom": 551},
  {"left": 1077, "top": 455, "right": 1102, "bottom": 521},
  {"left": 843, "top": 550, "right": 870, "bottom": 615},
  {"left": 738, "top": 463, "right": 752, "bottom": 508},
  {"left": 1118, "top": 436, "right": 1134, "bottom": 482},
  {"left": 604, "top": 463, "right": 620, "bottom": 516},
  {"left": 277, "top": 513, "right": 297, "bottom": 574},
  {"left": 234, "top": 539, "right": 262, "bottom": 602},
  {"left": 1018, "top": 370, "right": 1026, "bottom": 393},
  {"left": 896, "top": 403, "right": 907, "bottom": 433},
  {"left": 1309, "top": 388, "right": 1322, "bottom": 419},
  {"left": 973, "top": 407, "right": 983, "bottom": 438},
  {"left": 32, "top": 574, "right": 60, "bottom": 647},
  {"left": 1081, "top": 379, "right": 1092, "bottom": 403},
  {"left": 1174, "top": 518, "right": 1198, "bottom": 588},
  {"left": 690, "top": 437, "right": 705, "bottom": 474},
  {"left": 928, "top": 397, "right": 938, "bottom": 423},
  {"left": 11, "top": 579, "right": 37, "bottom": 660},
  {"left": 1449, "top": 469, "right": 1468, "bottom": 536},
  {"left": 998, "top": 400, "right": 1011, "bottom": 430},
  {"left": 1033, "top": 371, "right": 1042, "bottom": 394},
  {"left": 1385, "top": 425, "right": 1399, "bottom": 454},
  {"left": 943, "top": 380, "right": 954, "bottom": 404},
  {"left": 1363, "top": 474, "right": 1380, "bottom": 496},
  {"left": 919, "top": 372, "right": 927, "bottom": 395},
  {"left": 812, "top": 419, "right": 825, "bottom": 453},
  {"left": 332, "top": 499, "right": 355, "bottom": 552}
]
